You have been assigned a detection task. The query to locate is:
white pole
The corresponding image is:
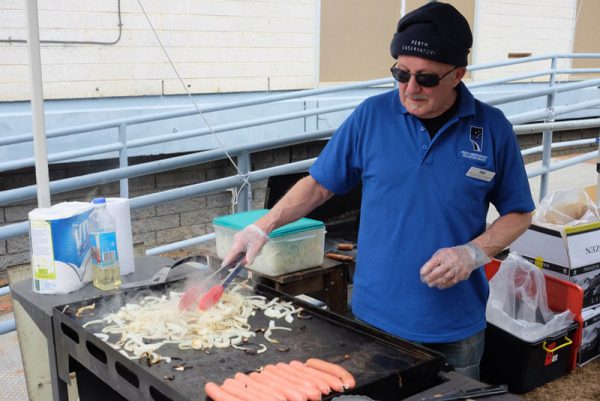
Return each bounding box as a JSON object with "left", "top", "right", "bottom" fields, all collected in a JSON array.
[
  {"left": 24, "top": 0, "right": 51, "bottom": 207},
  {"left": 314, "top": 0, "right": 321, "bottom": 87},
  {"left": 597, "top": 129, "right": 600, "bottom": 206}
]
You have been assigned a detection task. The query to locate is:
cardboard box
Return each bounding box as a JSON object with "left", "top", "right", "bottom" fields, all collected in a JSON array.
[
  {"left": 510, "top": 222, "right": 600, "bottom": 308},
  {"left": 579, "top": 307, "right": 600, "bottom": 366}
]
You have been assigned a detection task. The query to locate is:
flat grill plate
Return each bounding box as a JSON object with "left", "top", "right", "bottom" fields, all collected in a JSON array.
[{"left": 53, "top": 280, "right": 444, "bottom": 401}]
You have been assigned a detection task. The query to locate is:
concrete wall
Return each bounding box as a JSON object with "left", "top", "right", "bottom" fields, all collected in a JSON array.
[
  {"left": 0, "top": 0, "right": 316, "bottom": 101},
  {"left": 572, "top": 0, "right": 600, "bottom": 78},
  {"left": 319, "top": 0, "right": 400, "bottom": 82},
  {"left": 1, "top": 131, "right": 597, "bottom": 274},
  {"left": 473, "top": 0, "right": 578, "bottom": 81},
  {"left": 319, "top": 0, "right": 475, "bottom": 83},
  {"left": 2, "top": 0, "right": 596, "bottom": 103}
]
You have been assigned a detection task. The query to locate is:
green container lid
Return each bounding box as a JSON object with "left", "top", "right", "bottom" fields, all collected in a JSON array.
[{"left": 213, "top": 209, "right": 324, "bottom": 238}]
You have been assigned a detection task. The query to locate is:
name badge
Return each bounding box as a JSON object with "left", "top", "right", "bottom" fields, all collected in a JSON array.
[{"left": 466, "top": 166, "right": 496, "bottom": 182}]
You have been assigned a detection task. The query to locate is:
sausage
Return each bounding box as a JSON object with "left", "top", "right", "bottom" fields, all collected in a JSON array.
[
  {"left": 249, "top": 371, "right": 307, "bottom": 401},
  {"left": 276, "top": 362, "right": 331, "bottom": 395},
  {"left": 204, "top": 382, "right": 245, "bottom": 401},
  {"left": 222, "top": 378, "right": 280, "bottom": 401},
  {"left": 220, "top": 379, "right": 259, "bottom": 401},
  {"left": 336, "top": 243, "right": 354, "bottom": 251},
  {"left": 289, "top": 361, "right": 345, "bottom": 393},
  {"left": 234, "top": 372, "right": 287, "bottom": 401},
  {"left": 325, "top": 252, "right": 354, "bottom": 262},
  {"left": 305, "top": 358, "right": 356, "bottom": 389},
  {"left": 265, "top": 364, "right": 316, "bottom": 390},
  {"left": 263, "top": 365, "right": 322, "bottom": 401},
  {"left": 233, "top": 375, "right": 282, "bottom": 401},
  {"left": 260, "top": 367, "right": 319, "bottom": 401},
  {"left": 238, "top": 380, "right": 280, "bottom": 401}
]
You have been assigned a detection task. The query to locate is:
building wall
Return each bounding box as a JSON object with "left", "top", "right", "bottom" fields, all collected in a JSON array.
[
  {"left": 0, "top": 0, "right": 316, "bottom": 101},
  {"left": 1, "top": 0, "right": 598, "bottom": 103},
  {"left": 319, "top": 0, "right": 475, "bottom": 83},
  {"left": 473, "top": 0, "right": 577, "bottom": 81},
  {"left": 318, "top": 0, "right": 596, "bottom": 83},
  {"left": 572, "top": 0, "right": 600, "bottom": 77},
  {"left": 319, "top": 0, "right": 401, "bottom": 82}
]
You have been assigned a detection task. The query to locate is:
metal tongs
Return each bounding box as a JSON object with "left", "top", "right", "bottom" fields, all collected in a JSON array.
[
  {"left": 121, "top": 255, "right": 209, "bottom": 289},
  {"left": 178, "top": 254, "right": 245, "bottom": 311},
  {"left": 419, "top": 384, "right": 508, "bottom": 401}
]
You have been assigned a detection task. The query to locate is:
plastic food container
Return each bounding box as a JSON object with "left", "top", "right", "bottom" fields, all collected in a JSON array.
[{"left": 213, "top": 209, "right": 325, "bottom": 277}]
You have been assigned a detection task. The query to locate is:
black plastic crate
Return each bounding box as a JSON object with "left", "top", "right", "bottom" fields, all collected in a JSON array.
[{"left": 480, "top": 322, "right": 578, "bottom": 394}]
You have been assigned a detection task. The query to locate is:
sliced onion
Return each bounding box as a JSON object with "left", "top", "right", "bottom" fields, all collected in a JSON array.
[{"left": 88, "top": 286, "right": 296, "bottom": 363}]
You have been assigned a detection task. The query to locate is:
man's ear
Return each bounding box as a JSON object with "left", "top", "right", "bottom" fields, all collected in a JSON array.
[{"left": 453, "top": 67, "right": 467, "bottom": 86}]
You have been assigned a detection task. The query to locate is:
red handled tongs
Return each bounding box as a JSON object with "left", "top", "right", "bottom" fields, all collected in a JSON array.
[{"left": 178, "top": 255, "right": 245, "bottom": 311}]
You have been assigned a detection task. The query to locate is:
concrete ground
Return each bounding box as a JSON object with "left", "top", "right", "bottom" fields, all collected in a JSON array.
[
  {"left": 0, "top": 316, "right": 28, "bottom": 401},
  {"left": 1, "top": 154, "right": 599, "bottom": 401}
]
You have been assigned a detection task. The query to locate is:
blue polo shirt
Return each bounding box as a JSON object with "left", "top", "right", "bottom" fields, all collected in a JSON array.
[{"left": 309, "top": 83, "right": 534, "bottom": 343}]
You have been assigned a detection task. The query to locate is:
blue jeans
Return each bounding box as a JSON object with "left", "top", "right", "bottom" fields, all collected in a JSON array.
[{"left": 421, "top": 330, "right": 485, "bottom": 380}]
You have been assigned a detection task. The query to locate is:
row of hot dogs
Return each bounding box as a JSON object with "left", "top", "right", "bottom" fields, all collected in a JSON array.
[{"left": 204, "top": 358, "right": 356, "bottom": 401}]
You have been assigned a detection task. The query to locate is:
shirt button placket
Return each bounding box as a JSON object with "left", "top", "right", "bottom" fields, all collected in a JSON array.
[{"left": 420, "top": 126, "right": 428, "bottom": 157}]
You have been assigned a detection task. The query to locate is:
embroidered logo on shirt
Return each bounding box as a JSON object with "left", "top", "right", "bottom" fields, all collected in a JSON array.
[
  {"left": 469, "top": 126, "right": 483, "bottom": 152},
  {"left": 461, "top": 151, "right": 488, "bottom": 162}
]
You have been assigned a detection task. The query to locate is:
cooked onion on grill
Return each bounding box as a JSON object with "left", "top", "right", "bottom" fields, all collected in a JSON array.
[{"left": 82, "top": 284, "right": 301, "bottom": 363}]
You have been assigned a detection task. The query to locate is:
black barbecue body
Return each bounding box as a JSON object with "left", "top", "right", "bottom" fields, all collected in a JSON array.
[
  {"left": 265, "top": 172, "right": 361, "bottom": 240},
  {"left": 53, "top": 279, "right": 445, "bottom": 401}
]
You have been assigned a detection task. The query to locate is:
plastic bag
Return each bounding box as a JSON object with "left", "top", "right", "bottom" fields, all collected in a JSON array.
[
  {"left": 532, "top": 188, "right": 599, "bottom": 228},
  {"left": 486, "top": 253, "right": 574, "bottom": 342}
]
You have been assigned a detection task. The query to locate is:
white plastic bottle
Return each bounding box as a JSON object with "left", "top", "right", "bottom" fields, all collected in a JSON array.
[{"left": 88, "top": 197, "right": 121, "bottom": 290}]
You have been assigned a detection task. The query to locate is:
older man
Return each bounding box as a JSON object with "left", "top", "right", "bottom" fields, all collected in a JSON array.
[{"left": 223, "top": 2, "right": 534, "bottom": 379}]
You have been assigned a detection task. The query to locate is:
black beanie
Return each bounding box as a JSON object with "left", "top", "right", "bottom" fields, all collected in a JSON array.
[{"left": 390, "top": 2, "right": 472, "bottom": 66}]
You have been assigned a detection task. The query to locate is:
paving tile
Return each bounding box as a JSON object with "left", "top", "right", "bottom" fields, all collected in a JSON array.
[{"left": 0, "top": 327, "right": 28, "bottom": 401}]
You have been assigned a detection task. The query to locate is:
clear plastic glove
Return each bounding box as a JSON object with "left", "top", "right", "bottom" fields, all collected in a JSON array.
[
  {"left": 419, "top": 242, "right": 491, "bottom": 289},
  {"left": 221, "top": 224, "right": 269, "bottom": 267}
]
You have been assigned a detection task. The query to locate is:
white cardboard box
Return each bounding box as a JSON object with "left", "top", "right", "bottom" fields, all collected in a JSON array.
[
  {"left": 510, "top": 222, "right": 600, "bottom": 308},
  {"left": 579, "top": 306, "right": 600, "bottom": 366}
]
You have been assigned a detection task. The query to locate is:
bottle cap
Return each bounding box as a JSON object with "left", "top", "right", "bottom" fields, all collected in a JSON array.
[{"left": 92, "top": 197, "right": 106, "bottom": 205}]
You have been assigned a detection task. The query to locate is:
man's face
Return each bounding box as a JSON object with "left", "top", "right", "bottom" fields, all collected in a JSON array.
[{"left": 395, "top": 55, "right": 466, "bottom": 119}]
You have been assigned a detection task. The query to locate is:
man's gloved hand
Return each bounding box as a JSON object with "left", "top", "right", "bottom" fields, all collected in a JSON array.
[
  {"left": 419, "top": 242, "right": 491, "bottom": 289},
  {"left": 221, "top": 224, "right": 268, "bottom": 267}
]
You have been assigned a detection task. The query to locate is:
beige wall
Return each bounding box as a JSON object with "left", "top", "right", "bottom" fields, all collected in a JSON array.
[
  {"left": 320, "top": 0, "right": 475, "bottom": 83},
  {"left": 572, "top": 0, "right": 600, "bottom": 77},
  {"left": 319, "top": 0, "right": 401, "bottom": 82}
]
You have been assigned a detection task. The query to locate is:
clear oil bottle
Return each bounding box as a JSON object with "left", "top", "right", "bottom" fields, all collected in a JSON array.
[{"left": 88, "top": 197, "right": 121, "bottom": 290}]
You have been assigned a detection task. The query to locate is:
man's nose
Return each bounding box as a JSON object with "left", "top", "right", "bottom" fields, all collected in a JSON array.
[{"left": 404, "top": 75, "right": 421, "bottom": 93}]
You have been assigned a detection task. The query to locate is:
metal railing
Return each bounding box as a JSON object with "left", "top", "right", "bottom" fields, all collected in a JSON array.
[{"left": 1, "top": 53, "right": 600, "bottom": 334}]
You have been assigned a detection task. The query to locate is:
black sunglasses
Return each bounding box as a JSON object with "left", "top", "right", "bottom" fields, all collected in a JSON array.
[{"left": 390, "top": 64, "right": 458, "bottom": 88}]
